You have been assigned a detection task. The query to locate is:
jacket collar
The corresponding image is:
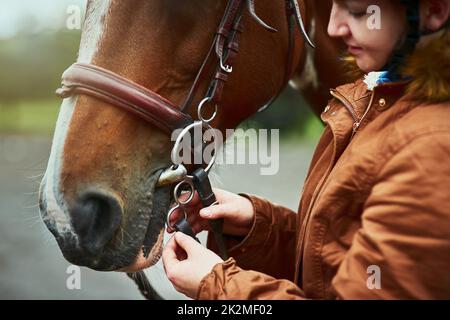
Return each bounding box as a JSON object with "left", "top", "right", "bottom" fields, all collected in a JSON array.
[
  {"left": 323, "top": 78, "right": 410, "bottom": 144},
  {"left": 331, "top": 79, "right": 409, "bottom": 119}
]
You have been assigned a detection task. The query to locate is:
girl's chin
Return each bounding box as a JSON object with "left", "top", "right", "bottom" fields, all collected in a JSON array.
[
  {"left": 356, "top": 59, "right": 380, "bottom": 74},
  {"left": 354, "top": 55, "right": 386, "bottom": 74}
]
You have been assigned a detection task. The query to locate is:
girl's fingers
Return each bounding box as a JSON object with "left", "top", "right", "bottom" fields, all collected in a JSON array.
[
  {"left": 162, "top": 235, "right": 179, "bottom": 269},
  {"left": 199, "top": 203, "right": 238, "bottom": 220},
  {"left": 167, "top": 189, "right": 235, "bottom": 233}
]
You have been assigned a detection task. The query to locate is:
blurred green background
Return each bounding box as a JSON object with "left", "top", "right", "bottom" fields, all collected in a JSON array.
[
  {"left": 0, "top": 31, "right": 80, "bottom": 133},
  {"left": 0, "top": 0, "right": 323, "bottom": 140}
]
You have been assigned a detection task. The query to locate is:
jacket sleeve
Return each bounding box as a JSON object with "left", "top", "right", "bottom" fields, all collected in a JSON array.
[
  {"left": 332, "top": 132, "right": 450, "bottom": 299},
  {"left": 197, "top": 258, "right": 307, "bottom": 300},
  {"left": 206, "top": 194, "right": 298, "bottom": 281}
]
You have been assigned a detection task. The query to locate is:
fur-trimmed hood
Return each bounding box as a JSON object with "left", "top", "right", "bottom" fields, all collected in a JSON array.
[
  {"left": 402, "top": 30, "right": 450, "bottom": 103},
  {"left": 343, "top": 30, "right": 450, "bottom": 103}
]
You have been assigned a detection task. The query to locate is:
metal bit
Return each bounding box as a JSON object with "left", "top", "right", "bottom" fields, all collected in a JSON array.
[{"left": 156, "top": 164, "right": 188, "bottom": 187}]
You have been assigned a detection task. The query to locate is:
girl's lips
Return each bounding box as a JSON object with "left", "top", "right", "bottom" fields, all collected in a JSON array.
[{"left": 348, "top": 45, "right": 364, "bottom": 55}]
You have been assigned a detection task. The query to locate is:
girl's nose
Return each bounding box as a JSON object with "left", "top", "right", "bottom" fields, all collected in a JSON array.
[{"left": 327, "top": 3, "right": 351, "bottom": 38}]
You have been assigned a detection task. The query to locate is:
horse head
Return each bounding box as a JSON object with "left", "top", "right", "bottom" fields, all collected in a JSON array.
[{"left": 39, "top": 0, "right": 315, "bottom": 272}]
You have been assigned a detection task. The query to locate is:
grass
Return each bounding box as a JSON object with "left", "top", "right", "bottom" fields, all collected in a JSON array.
[{"left": 0, "top": 99, "right": 60, "bottom": 135}]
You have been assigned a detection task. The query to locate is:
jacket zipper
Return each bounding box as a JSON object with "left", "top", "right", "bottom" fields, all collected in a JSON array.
[
  {"left": 297, "top": 89, "right": 376, "bottom": 281},
  {"left": 330, "top": 89, "right": 376, "bottom": 138},
  {"left": 329, "top": 89, "right": 359, "bottom": 122}
]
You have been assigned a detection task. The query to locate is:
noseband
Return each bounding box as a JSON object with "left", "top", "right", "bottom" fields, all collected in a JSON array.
[{"left": 56, "top": 0, "right": 313, "bottom": 299}]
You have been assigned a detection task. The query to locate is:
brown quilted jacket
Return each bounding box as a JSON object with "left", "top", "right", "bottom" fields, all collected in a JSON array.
[{"left": 198, "top": 35, "right": 450, "bottom": 300}]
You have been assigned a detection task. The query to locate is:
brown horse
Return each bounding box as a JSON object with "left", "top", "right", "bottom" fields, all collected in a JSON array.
[{"left": 39, "top": 0, "right": 345, "bottom": 277}]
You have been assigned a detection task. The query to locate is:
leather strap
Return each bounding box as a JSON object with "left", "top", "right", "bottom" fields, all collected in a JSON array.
[
  {"left": 126, "top": 271, "right": 163, "bottom": 300},
  {"left": 208, "top": 1, "right": 246, "bottom": 105},
  {"left": 56, "top": 63, "right": 194, "bottom": 134},
  {"left": 181, "top": 0, "right": 246, "bottom": 111}
]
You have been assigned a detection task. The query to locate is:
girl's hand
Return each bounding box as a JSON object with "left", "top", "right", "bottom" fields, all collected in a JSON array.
[
  {"left": 162, "top": 232, "right": 223, "bottom": 298},
  {"left": 167, "top": 188, "right": 255, "bottom": 237}
]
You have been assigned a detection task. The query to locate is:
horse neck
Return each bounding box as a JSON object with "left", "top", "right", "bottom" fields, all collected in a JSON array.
[{"left": 210, "top": 0, "right": 312, "bottom": 132}]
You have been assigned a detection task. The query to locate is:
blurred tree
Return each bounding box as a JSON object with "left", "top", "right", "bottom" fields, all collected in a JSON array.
[
  {"left": 240, "top": 86, "right": 323, "bottom": 138},
  {"left": 0, "top": 30, "right": 81, "bottom": 103}
]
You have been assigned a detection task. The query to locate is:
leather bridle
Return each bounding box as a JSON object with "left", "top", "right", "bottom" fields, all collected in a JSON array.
[
  {"left": 57, "top": 0, "right": 312, "bottom": 132},
  {"left": 56, "top": 0, "right": 313, "bottom": 299}
]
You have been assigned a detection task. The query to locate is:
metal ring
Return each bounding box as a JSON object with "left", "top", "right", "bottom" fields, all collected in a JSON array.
[
  {"left": 171, "top": 121, "right": 204, "bottom": 165},
  {"left": 173, "top": 179, "right": 195, "bottom": 206},
  {"left": 166, "top": 205, "right": 187, "bottom": 233},
  {"left": 170, "top": 121, "right": 220, "bottom": 174},
  {"left": 202, "top": 125, "right": 219, "bottom": 174},
  {"left": 197, "top": 97, "right": 218, "bottom": 124}
]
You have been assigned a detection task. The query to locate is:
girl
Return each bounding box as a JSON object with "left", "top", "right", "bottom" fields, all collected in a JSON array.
[{"left": 162, "top": 0, "right": 450, "bottom": 299}]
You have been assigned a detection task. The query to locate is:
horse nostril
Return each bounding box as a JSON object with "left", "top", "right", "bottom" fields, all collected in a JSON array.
[{"left": 71, "top": 191, "right": 123, "bottom": 257}]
